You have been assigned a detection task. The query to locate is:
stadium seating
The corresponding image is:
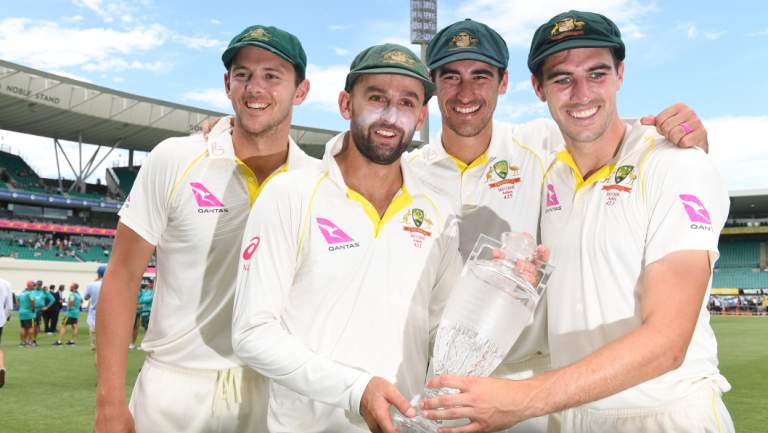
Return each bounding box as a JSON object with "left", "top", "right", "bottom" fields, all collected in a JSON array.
[
  {"left": 717, "top": 239, "right": 761, "bottom": 268},
  {"left": 0, "top": 150, "right": 45, "bottom": 189},
  {"left": 713, "top": 267, "right": 768, "bottom": 289},
  {"left": 0, "top": 228, "right": 111, "bottom": 263},
  {"left": 109, "top": 166, "right": 138, "bottom": 196}
]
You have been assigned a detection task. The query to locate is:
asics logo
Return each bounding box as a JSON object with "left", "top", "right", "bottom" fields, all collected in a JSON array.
[
  {"left": 316, "top": 218, "right": 354, "bottom": 244},
  {"left": 190, "top": 182, "right": 224, "bottom": 207},
  {"left": 242, "top": 236, "right": 261, "bottom": 260}
]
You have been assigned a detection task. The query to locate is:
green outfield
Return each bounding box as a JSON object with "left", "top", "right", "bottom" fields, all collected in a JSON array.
[{"left": 1, "top": 314, "right": 766, "bottom": 432}]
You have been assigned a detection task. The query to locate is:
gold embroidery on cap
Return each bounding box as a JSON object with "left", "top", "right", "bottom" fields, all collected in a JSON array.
[
  {"left": 449, "top": 31, "right": 479, "bottom": 49},
  {"left": 549, "top": 18, "right": 586, "bottom": 40},
  {"left": 383, "top": 50, "right": 417, "bottom": 67},
  {"left": 243, "top": 28, "right": 271, "bottom": 42}
]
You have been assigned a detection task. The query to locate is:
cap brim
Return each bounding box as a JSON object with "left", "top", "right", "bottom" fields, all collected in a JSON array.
[
  {"left": 347, "top": 67, "right": 435, "bottom": 100},
  {"left": 429, "top": 51, "right": 505, "bottom": 70},
  {"left": 529, "top": 39, "right": 621, "bottom": 72},
  {"left": 222, "top": 41, "right": 296, "bottom": 69}
]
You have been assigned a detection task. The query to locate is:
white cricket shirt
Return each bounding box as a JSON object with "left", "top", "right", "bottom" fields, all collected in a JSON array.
[
  {"left": 407, "top": 119, "right": 562, "bottom": 369},
  {"left": 119, "top": 116, "right": 319, "bottom": 369},
  {"left": 541, "top": 120, "right": 730, "bottom": 409},
  {"left": 232, "top": 131, "right": 462, "bottom": 432}
]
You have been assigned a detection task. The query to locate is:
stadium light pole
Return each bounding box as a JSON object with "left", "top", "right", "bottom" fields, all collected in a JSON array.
[{"left": 411, "top": 0, "right": 437, "bottom": 145}]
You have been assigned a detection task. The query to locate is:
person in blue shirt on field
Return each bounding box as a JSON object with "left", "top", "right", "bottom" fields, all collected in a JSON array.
[
  {"left": 138, "top": 282, "right": 154, "bottom": 332},
  {"left": 54, "top": 283, "right": 82, "bottom": 346},
  {"left": 31, "top": 280, "right": 55, "bottom": 346},
  {"left": 17, "top": 281, "right": 36, "bottom": 347}
]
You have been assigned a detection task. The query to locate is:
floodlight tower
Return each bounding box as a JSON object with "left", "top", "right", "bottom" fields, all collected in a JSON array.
[{"left": 410, "top": 0, "right": 437, "bottom": 144}]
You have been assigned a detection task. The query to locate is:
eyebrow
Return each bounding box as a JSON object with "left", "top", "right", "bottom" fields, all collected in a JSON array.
[
  {"left": 438, "top": 66, "right": 496, "bottom": 78},
  {"left": 546, "top": 63, "right": 613, "bottom": 80},
  {"left": 364, "top": 85, "right": 422, "bottom": 101}
]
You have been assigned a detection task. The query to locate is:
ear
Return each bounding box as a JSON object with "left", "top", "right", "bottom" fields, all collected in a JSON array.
[
  {"left": 616, "top": 61, "right": 625, "bottom": 91},
  {"left": 293, "top": 79, "right": 310, "bottom": 105},
  {"left": 498, "top": 69, "right": 509, "bottom": 95},
  {"left": 415, "top": 104, "right": 428, "bottom": 130},
  {"left": 531, "top": 74, "right": 546, "bottom": 102},
  {"left": 224, "top": 72, "right": 232, "bottom": 100},
  {"left": 338, "top": 90, "right": 352, "bottom": 120}
]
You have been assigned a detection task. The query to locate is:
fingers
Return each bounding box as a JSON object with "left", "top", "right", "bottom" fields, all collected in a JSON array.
[
  {"left": 386, "top": 385, "right": 416, "bottom": 418},
  {"left": 651, "top": 103, "right": 707, "bottom": 149},
  {"left": 420, "top": 391, "right": 473, "bottom": 410},
  {"left": 639, "top": 115, "right": 656, "bottom": 126},
  {"left": 423, "top": 406, "right": 476, "bottom": 421},
  {"left": 535, "top": 245, "right": 550, "bottom": 263},
  {"left": 427, "top": 375, "right": 471, "bottom": 391}
]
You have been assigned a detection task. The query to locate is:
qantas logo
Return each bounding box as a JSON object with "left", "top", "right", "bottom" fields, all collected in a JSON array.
[
  {"left": 316, "top": 218, "right": 359, "bottom": 251},
  {"left": 545, "top": 183, "right": 562, "bottom": 213},
  {"left": 190, "top": 182, "right": 228, "bottom": 213},
  {"left": 679, "top": 194, "right": 712, "bottom": 231}
]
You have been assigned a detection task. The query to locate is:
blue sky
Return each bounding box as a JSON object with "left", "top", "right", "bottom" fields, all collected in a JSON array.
[{"left": 0, "top": 0, "right": 766, "bottom": 190}]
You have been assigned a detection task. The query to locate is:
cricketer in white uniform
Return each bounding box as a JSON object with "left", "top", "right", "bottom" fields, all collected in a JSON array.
[
  {"left": 419, "top": 10, "right": 733, "bottom": 433},
  {"left": 93, "top": 25, "right": 319, "bottom": 433},
  {"left": 233, "top": 44, "right": 462, "bottom": 433}
]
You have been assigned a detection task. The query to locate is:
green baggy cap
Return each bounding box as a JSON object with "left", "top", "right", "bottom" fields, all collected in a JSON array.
[
  {"left": 345, "top": 43, "right": 435, "bottom": 103},
  {"left": 221, "top": 25, "right": 307, "bottom": 80},
  {"left": 426, "top": 19, "right": 509, "bottom": 70},
  {"left": 527, "top": 10, "right": 625, "bottom": 73}
]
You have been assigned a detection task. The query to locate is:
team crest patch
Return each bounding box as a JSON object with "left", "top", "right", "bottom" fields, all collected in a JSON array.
[
  {"left": 485, "top": 159, "right": 521, "bottom": 199},
  {"left": 243, "top": 28, "right": 271, "bottom": 42},
  {"left": 383, "top": 50, "right": 417, "bottom": 67},
  {"left": 601, "top": 165, "right": 636, "bottom": 206},
  {"left": 402, "top": 208, "right": 433, "bottom": 248},
  {"left": 549, "top": 17, "right": 586, "bottom": 41},
  {"left": 449, "top": 31, "right": 479, "bottom": 49}
]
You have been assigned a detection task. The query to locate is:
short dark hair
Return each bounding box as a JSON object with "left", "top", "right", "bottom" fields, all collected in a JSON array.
[{"left": 533, "top": 48, "right": 621, "bottom": 83}]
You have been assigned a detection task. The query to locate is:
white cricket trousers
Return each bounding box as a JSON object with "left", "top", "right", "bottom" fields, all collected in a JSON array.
[{"left": 129, "top": 356, "right": 269, "bottom": 433}]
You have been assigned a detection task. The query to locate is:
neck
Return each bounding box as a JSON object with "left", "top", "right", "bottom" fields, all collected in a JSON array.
[
  {"left": 441, "top": 119, "right": 493, "bottom": 164},
  {"left": 335, "top": 132, "right": 403, "bottom": 217},
  {"left": 566, "top": 117, "right": 627, "bottom": 179},
  {"left": 231, "top": 121, "right": 291, "bottom": 183}
]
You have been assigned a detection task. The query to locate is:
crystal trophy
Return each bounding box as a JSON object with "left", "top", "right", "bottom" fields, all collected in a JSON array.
[{"left": 392, "top": 232, "right": 553, "bottom": 433}]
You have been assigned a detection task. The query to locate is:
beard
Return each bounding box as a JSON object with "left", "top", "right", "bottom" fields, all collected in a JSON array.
[
  {"left": 350, "top": 120, "right": 416, "bottom": 165},
  {"left": 235, "top": 103, "right": 291, "bottom": 139}
]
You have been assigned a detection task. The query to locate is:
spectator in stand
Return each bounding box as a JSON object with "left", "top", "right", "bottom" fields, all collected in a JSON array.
[
  {"left": 138, "top": 281, "right": 154, "bottom": 330},
  {"left": 31, "top": 280, "right": 54, "bottom": 346},
  {"left": 85, "top": 265, "right": 105, "bottom": 352},
  {"left": 54, "top": 283, "right": 82, "bottom": 346},
  {"left": 17, "top": 281, "right": 36, "bottom": 346},
  {"left": 0, "top": 277, "right": 13, "bottom": 387},
  {"left": 44, "top": 284, "right": 62, "bottom": 334}
]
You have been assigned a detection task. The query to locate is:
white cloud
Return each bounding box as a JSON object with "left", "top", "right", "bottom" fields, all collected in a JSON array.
[
  {"left": 329, "top": 25, "right": 347, "bottom": 31},
  {"left": 331, "top": 46, "right": 350, "bottom": 56},
  {"left": 704, "top": 30, "right": 726, "bottom": 40},
  {"left": 678, "top": 22, "right": 698, "bottom": 39},
  {"left": 0, "top": 18, "right": 168, "bottom": 70},
  {"left": 49, "top": 70, "right": 92, "bottom": 83},
  {"left": 73, "top": 0, "right": 135, "bottom": 24},
  {"left": 82, "top": 58, "right": 170, "bottom": 72},
  {"left": 61, "top": 15, "right": 84, "bottom": 24},
  {"left": 495, "top": 99, "right": 549, "bottom": 120},
  {"left": 182, "top": 88, "right": 232, "bottom": 111},
  {"left": 706, "top": 116, "right": 768, "bottom": 190},
  {"left": 173, "top": 34, "right": 226, "bottom": 49},
  {"left": 508, "top": 79, "right": 531, "bottom": 93},
  {"left": 211, "top": 19, "right": 222, "bottom": 25},
  {"left": 304, "top": 64, "right": 348, "bottom": 113},
  {"left": 745, "top": 28, "right": 768, "bottom": 37},
  {"left": 453, "top": 0, "right": 657, "bottom": 46}
]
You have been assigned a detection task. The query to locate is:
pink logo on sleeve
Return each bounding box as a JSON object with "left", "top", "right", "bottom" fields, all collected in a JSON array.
[
  {"left": 190, "top": 182, "right": 224, "bottom": 207},
  {"left": 242, "top": 236, "right": 261, "bottom": 260},
  {"left": 546, "top": 183, "right": 560, "bottom": 207},
  {"left": 316, "top": 218, "right": 354, "bottom": 244},
  {"left": 679, "top": 194, "right": 712, "bottom": 224}
]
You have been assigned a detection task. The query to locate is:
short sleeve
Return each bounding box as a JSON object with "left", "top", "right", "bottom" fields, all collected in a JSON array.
[
  {"left": 643, "top": 146, "right": 729, "bottom": 266},
  {"left": 117, "top": 140, "right": 180, "bottom": 246}
]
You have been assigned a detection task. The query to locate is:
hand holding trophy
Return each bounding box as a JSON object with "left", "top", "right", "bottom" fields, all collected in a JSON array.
[{"left": 393, "top": 232, "right": 552, "bottom": 433}]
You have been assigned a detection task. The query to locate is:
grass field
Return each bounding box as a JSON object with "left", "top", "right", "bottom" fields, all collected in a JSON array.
[{"left": 1, "top": 314, "right": 767, "bottom": 432}]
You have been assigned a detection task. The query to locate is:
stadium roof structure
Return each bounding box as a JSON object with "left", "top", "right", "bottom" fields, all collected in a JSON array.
[
  {"left": 729, "top": 189, "right": 768, "bottom": 216},
  {"left": 0, "top": 58, "right": 337, "bottom": 155}
]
